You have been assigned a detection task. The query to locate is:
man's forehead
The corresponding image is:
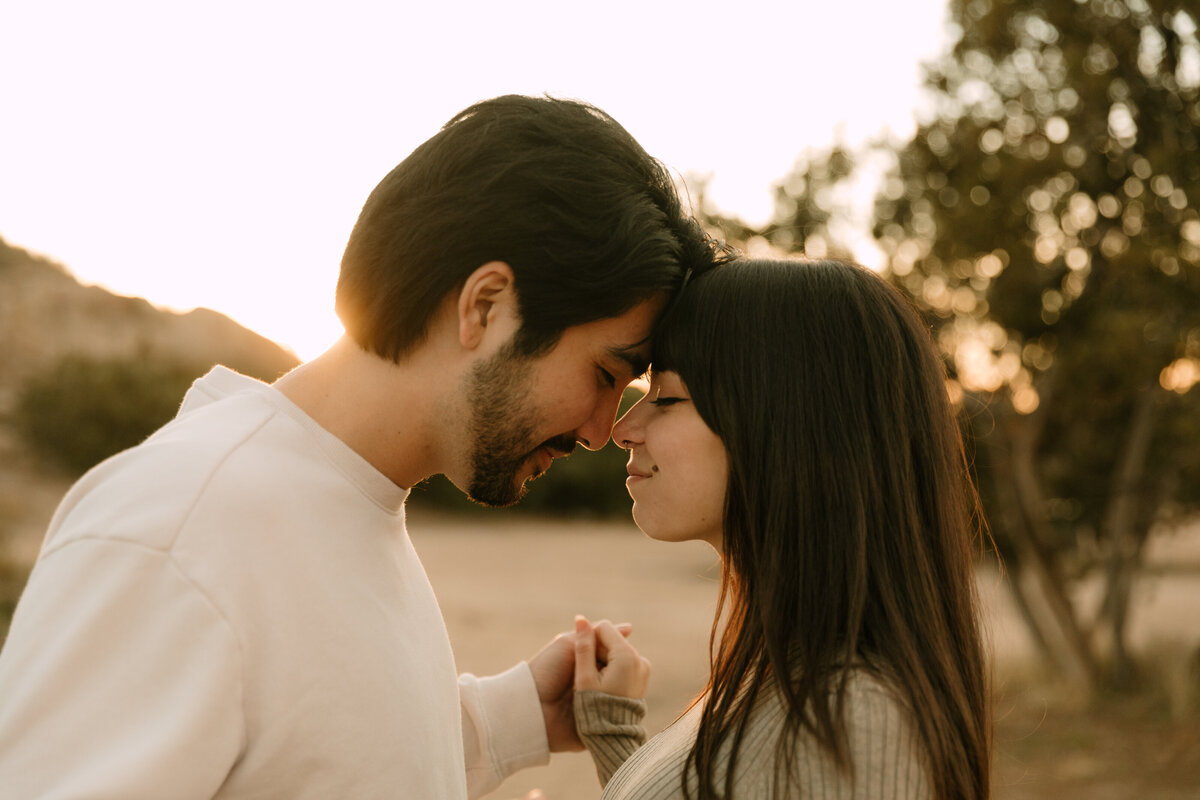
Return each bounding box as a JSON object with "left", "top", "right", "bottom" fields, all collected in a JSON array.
[
  {"left": 577, "top": 295, "right": 662, "bottom": 376},
  {"left": 608, "top": 343, "right": 651, "bottom": 378}
]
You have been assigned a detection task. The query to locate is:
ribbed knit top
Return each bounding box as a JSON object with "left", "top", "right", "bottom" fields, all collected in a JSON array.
[{"left": 576, "top": 671, "right": 930, "bottom": 799}]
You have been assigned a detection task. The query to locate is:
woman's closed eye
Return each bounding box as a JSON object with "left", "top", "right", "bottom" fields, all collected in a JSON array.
[{"left": 650, "top": 396, "right": 687, "bottom": 407}]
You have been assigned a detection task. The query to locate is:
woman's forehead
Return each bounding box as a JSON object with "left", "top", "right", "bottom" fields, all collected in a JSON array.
[{"left": 648, "top": 368, "right": 684, "bottom": 384}]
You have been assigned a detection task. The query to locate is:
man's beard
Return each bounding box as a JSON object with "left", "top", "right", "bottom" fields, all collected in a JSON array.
[{"left": 464, "top": 345, "right": 575, "bottom": 507}]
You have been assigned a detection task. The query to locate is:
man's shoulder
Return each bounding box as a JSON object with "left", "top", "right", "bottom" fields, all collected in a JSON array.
[{"left": 43, "top": 390, "right": 303, "bottom": 554}]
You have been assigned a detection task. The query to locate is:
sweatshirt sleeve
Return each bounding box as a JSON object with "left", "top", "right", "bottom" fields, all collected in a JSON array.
[
  {"left": 575, "top": 690, "right": 647, "bottom": 787},
  {"left": 459, "top": 662, "right": 550, "bottom": 799},
  {"left": 0, "top": 537, "right": 244, "bottom": 799}
]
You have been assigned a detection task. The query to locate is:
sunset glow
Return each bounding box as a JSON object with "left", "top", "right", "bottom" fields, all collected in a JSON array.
[{"left": 3, "top": 0, "right": 952, "bottom": 359}]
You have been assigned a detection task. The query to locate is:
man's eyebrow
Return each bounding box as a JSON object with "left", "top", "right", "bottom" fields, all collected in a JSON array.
[{"left": 609, "top": 345, "right": 650, "bottom": 379}]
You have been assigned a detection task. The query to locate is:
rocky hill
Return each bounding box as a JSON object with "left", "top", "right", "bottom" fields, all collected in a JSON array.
[{"left": 0, "top": 236, "right": 299, "bottom": 416}]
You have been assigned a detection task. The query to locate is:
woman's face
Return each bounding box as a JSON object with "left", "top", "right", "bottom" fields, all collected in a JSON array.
[{"left": 612, "top": 370, "right": 728, "bottom": 549}]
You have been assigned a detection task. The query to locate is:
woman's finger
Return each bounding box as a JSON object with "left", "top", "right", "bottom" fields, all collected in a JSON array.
[
  {"left": 590, "top": 619, "right": 632, "bottom": 664},
  {"left": 573, "top": 615, "right": 600, "bottom": 690},
  {"left": 591, "top": 620, "right": 652, "bottom": 698},
  {"left": 593, "top": 620, "right": 633, "bottom": 656}
]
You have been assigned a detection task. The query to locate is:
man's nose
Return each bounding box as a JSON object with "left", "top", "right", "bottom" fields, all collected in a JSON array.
[{"left": 576, "top": 391, "right": 625, "bottom": 451}]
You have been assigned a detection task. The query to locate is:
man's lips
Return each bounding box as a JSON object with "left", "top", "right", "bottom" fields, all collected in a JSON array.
[
  {"left": 530, "top": 443, "right": 573, "bottom": 476},
  {"left": 540, "top": 446, "right": 573, "bottom": 464},
  {"left": 526, "top": 436, "right": 576, "bottom": 474},
  {"left": 542, "top": 435, "right": 576, "bottom": 457}
]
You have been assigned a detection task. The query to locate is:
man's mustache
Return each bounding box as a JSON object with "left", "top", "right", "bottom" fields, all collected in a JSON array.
[{"left": 540, "top": 434, "right": 577, "bottom": 458}]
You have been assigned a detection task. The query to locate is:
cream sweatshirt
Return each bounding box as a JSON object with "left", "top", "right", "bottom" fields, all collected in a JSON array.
[{"left": 0, "top": 367, "right": 548, "bottom": 799}]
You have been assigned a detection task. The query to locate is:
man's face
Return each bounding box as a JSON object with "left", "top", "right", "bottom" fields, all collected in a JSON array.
[{"left": 462, "top": 298, "right": 662, "bottom": 507}]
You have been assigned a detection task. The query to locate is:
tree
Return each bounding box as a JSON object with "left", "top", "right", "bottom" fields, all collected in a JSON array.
[
  {"left": 696, "top": 0, "right": 1200, "bottom": 695},
  {"left": 871, "top": 0, "right": 1200, "bottom": 692},
  {"left": 690, "top": 144, "right": 859, "bottom": 260}
]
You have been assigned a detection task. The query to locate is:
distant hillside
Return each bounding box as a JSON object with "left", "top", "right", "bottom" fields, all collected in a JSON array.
[{"left": 0, "top": 236, "right": 300, "bottom": 416}]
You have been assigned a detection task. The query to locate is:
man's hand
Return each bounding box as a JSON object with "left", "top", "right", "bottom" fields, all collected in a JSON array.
[
  {"left": 527, "top": 618, "right": 633, "bottom": 752},
  {"left": 573, "top": 616, "right": 651, "bottom": 698}
]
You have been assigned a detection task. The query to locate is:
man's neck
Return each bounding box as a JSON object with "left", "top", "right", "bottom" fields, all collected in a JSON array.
[{"left": 273, "top": 337, "right": 454, "bottom": 489}]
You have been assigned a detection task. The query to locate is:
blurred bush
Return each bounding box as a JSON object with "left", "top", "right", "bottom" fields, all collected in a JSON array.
[
  {"left": 409, "top": 442, "right": 634, "bottom": 518},
  {"left": 15, "top": 354, "right": 200, "bottom": 475},
  {"left": 408, "top": 386, "right": 644, "bottom": 518},
  {"left": 0, "top": 552, "right": 27, "bottom": 643}
]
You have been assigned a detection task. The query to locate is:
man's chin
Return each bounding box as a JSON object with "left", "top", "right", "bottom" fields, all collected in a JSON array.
[
  {"left": 466, "top": 469, "right": 537, "bottom": 508},
  {"left": 466, "top": 483, "right": 526, "bottom": 508},
  {"left": 464, "top": 447, "right": 556, "bottom": 507}
]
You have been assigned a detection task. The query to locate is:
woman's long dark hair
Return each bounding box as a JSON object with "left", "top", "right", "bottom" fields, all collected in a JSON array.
[{"left": 652, "top": 258, "right": 990, "bottom": 800}]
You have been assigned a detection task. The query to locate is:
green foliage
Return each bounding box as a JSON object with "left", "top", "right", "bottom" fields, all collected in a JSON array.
[
  {"left": 692, "top": 145, "right": 858, "bottom": 259},
  {"left": 15, "top": 355, "right": 202, "bottom": 475},
  {"left": 762, "top": 144, "right": 857, "bottom": 257},
  {"left": 871, "top": 0, "right": 1200, "bottom": 687},
  {"left": 0, "top": 552, "right": 28, "bottom": 646},
  {"left": 875, "top": 0, "right": 1200, "bottom": 549}
]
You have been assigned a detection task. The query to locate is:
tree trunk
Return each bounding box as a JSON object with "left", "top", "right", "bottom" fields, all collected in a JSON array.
[
  {"left": 966, "top": 403, "right": 1057, "bottom": 666},
  {"left": 1000, "top": 376, "right": 1102, "bottom": 695},
  {"left": 1100, "top": 385, "right": 1161, "bottom": 688},
  {"left": 1005, "top": 559, "right": 1056, "bottom": 663}
]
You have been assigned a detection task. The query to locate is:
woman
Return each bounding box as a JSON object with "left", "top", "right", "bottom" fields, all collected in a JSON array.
[{"left": 572, "top": 258, "right": 992, "bottom": 799}]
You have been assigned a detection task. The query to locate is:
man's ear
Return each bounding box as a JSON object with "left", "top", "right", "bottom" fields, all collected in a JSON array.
[{"left": 457, "top": 261, "right": 517, "bottom": 349}]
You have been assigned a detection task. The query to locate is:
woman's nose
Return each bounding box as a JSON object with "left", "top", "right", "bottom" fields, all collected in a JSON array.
[{"left": 611, "top": 397, "right": 647, "bottom": 449}]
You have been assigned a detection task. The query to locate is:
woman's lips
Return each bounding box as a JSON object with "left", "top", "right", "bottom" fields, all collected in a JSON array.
[{"left": 625, "top": 465, "right": 653, "bottom": 487}]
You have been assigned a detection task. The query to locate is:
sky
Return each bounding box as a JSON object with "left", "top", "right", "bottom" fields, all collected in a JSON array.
[{"left": 2, "top": 0, "right": 952, "bottom": 360}]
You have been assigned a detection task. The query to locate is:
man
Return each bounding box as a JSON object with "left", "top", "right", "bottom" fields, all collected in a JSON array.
[{"left": 0, "top": 95, "right": 720, "bottom": 798}]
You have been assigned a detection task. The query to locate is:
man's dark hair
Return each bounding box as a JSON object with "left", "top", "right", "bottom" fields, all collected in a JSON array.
[{"left": 336, "top": 94, "right": 718, "bottom": 361}]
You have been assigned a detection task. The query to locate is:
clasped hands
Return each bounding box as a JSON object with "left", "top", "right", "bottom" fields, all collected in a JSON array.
[{"left": 527, "top": 615, "right": 652, "bottom": 753}]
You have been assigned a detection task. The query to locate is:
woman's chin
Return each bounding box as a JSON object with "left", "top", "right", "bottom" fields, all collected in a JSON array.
[
  {"left": 630, "top": 506, "right": 667, "bottom": 541},
  {"left": 632, "top": 512, "right": 721, "bottom": 551}
]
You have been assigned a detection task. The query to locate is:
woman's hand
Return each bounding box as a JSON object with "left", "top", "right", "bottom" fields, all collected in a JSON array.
[
  {"left": 573, "top": 615, "right": 652, "bottom": 698},
  {"left": 528, "top": 619, "right": 634, "bottom": 752}
]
